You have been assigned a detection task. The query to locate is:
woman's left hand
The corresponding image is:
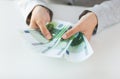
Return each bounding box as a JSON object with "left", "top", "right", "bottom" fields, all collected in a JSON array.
[{"left": 62, "top": 12, "right": 98, "bottom": 41}]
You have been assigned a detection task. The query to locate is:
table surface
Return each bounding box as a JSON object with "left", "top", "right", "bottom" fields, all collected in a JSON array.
[{"left": 0, "top": 1, "right": 120, "bottom": 79}]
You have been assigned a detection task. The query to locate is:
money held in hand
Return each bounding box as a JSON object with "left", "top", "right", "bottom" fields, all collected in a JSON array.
[{"left": 21, "top": 20, "right": 94, "bottom": 62}]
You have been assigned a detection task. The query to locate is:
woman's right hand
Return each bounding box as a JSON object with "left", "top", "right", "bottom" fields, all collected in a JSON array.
[{"left": 30, "top": 6, "right": 52, "bottom": 39}]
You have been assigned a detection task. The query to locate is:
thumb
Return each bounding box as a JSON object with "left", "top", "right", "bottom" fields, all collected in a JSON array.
[{"left": 62, "top": 27, "right": 79, "bottom": 39}]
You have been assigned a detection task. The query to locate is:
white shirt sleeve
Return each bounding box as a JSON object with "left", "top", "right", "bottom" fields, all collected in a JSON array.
[
  {"left": 89, "top": 0, "right": 120, "bottom": 33},
  {"left": 17, "top": 0, "right": 46, "bottom": 23},
  {"left": 18, "top": 0, "right": 120, "bottom": 33}
]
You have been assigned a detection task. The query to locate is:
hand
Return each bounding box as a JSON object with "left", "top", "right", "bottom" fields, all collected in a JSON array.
[
  {"left": 30, "top": 6, "right": 52, "bottom": 39},
  {"left": 62, "top": 12, "right": 98, "bottom": 40}
]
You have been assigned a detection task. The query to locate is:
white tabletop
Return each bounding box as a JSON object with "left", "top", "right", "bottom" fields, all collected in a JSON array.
[{"left": 0, "top": 1, "right": 120, "bottom": 79}]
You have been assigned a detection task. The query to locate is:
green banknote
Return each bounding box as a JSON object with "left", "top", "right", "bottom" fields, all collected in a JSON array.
[
  {"left": 22, "top": 20, "right": 75, "bottom": 57},
  {"left": 21, "top": 20, "right": 93, "bottom": 62}
]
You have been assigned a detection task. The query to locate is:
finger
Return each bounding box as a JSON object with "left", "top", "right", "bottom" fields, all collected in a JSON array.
[
  {"left": 84, "top": 33, "right": 91, "bottom": 41},
  {"left": 46, "top": 13, "right": 51, "bottom": 23},
  {"left": 83, "top": 31, "right": 92, "bottom": 41},
  {"left": 30, "top": 19, "right": 38, "bottom": 29},
  {"left": 62, "top": 27, "right": 79, "bottom": 39},
  {"left": 37, "top": 21, "right": 52, "bottom": 39}
]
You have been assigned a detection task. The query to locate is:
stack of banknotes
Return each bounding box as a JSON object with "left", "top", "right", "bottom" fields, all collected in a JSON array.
[{"left": 21, "top": 20, "right": 93, "bottom": 62}]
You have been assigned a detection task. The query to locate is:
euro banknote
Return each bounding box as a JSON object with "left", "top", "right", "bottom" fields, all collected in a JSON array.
[{"left": 20, "top": 20, "right": 93, "bottom": 62}]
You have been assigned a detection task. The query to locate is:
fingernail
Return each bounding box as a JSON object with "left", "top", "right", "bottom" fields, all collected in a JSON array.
[
  {"left": 46, "top": 34, "right": 52, "bottom": 39},
  {"left": 62, "top": 34, "right": 67, "bottom": 39}
]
